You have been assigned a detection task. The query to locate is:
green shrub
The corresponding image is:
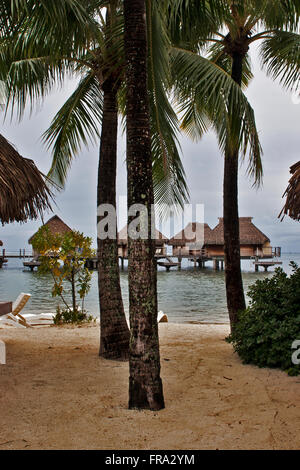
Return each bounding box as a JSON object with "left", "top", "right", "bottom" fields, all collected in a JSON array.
[
  {"left": 227, "top": 262, "right": 300, "bottom": 376},
  {"left": 53, "top": 306, "right": 95, "bottom": 325}
]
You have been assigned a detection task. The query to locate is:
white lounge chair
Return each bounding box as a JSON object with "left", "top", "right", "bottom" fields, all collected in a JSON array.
[
  {"left": 0, "top": 294, "right": 55, "bottom": 328},
  {"left": 21, "top": 312, "right": 55, "bottom": 326},
  {"left": 0, "top": 293, "right": 31, "bottom": 328}
]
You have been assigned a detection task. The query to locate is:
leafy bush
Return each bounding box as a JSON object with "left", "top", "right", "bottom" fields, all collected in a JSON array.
[
  {"left": 227, "top": 262, "right": 300, "bottom": 376},
  {"left": 32, "top": 226, "right": 93, "bottom": 315},
  {"left": 53, "top": 306, "right": 95, "bottom": 325}
]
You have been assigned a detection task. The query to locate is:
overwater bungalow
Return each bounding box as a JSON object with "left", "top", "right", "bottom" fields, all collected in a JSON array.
[
  {"left": 117, "top": 225, "right": 169, "bottom": 260},
  {"left": 205, "top": 217, "right": 275, "bottom": 259},
  {"left": 28, "top": 215, "right": 73, "bottom": 257},
  {"left": 168, "top": 222, "right": 212, "bottom": 257},
  {"left": 169, "top": 217, "right": 280, "bottom": 263}
]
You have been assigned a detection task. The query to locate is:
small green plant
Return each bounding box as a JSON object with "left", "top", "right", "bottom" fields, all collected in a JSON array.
[
  {"left": 53, "top": 305, "right": 94, "bottom": 325},
  {"left": 32, "top": 226, "right": 94, "bottom": 322},
  {"left": 227, "top": 262, "right": 300, "bottom": 376}
]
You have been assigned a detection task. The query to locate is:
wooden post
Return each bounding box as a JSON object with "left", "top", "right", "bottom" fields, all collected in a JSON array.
[
  {"left": 213, "top": 259, "right": 220, "bottom": 271},
  {"left": 178, "top": 248, "right": 182, "bottom": 270}
]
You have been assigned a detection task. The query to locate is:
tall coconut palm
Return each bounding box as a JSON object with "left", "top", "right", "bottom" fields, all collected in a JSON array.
[
  {"left": 0, "top": 0, "right": 129, "bottom": 358},
  {"left": 1, "top": 0, "right": 189, "bottom": 360},
  {"left": 96, "top": 2, "right": 130, "bottom": 360},
  {"left": 168, "top": 0, "right": 300, "bottom": 328},
  {"left": 122, "top": 0, "right": 261, "bottom": 407},
  {"left": 124, "top": 0, "right": 165, "bottom": 411}
]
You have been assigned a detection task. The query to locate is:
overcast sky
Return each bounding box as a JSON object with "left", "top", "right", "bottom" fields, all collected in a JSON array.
[{"left": 0, "top": 46, "right": 299, "bottom": 252}]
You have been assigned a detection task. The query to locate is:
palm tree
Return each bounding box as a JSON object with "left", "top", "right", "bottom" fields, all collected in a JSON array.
[
  {"left": 43, "top": 2, "right": 188, "bottom": 361},
  {"left": 124, "top": 0, "right": 164, "bottom": 411},
  {"left": 1, "top": 0, "right": 189, "bottom": 359},
  {"left": 0, "top": 0, "right": 129, "bottom": 358},
  {"left": 96, "top": 2, "right": 130, "bottom": 360},
  {"left": 168, "top": 0, "right": 300, "bottom": 328}
]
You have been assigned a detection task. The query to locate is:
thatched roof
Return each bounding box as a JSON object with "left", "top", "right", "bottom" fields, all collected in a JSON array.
[
  {"left": 118, "top": 225, "right": 168, "bottom": 246},
  {"left": 28, "top": 215, "right": 72, "bottom": 244},
  {"left": 168, "top": 223, "right": 212, "bottom": 246},
  {"left": 208, "top": 217, "right": 270, "bottom": 245},
  {"left": 169, "top": 219, "right": 270, "bottom": 246},
  {"left": 280, "top": 161, "right": 300, "bottom": 221},
  {"left": 0, "top": 134, "right": 52, "bottom": 224}
]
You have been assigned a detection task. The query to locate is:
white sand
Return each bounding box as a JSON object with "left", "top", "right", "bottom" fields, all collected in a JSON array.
[{"left": 0, "top": 322, "right": 299, "bottom": 450}]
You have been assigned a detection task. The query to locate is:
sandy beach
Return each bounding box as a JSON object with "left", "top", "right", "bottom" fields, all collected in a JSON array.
[{"left": 0, "top": 322, "right": 299, "bottom": 450}]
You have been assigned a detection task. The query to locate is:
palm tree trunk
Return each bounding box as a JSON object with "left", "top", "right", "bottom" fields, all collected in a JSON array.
[
  {"left": 97, "top": 78, "right": 130, "bottom": 360},
  {"left": 224, "top": 51, "right": 246, "bottom": 329},
  {"left": 124, "top": 0, "right": 164, "bottom": 410}
]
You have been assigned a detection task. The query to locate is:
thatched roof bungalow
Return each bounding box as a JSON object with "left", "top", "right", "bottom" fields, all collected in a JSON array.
[
  {"left": 168, "top": 223, "right": 213, "bottom": 256},
  {"left": 169, "top": 218, "right": 273, "bottom": 259},
  {"left": 206, "top": 217, "right": 272, "bottom": 258},
  {"left": 118, "top": 225, "right": 168, "bottom": 257},
  {"left": 29, "top": 215, "right": 72, "bottom": 256},
  {"left": 280, "top": 161, "right": 300, "bottom": 221},
  {"left": 0, "top": 134, "right": 52, "bottom": 224}
]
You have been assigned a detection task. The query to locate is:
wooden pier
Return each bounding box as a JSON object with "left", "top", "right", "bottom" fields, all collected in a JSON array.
[
  {"left": 1, "top": 248, "right": 282, "bottom": 274},
  {"left": 0, "top": 257, "right": 8, "bottom": 268},
  {"left": 1, "top": 248, "right": 33, "bottom": 259},
  {"left": 253, "top": 260, "right": 282, "bottom": 272},
  {"left": 157, "top": 257, "right": 181, "bottom": 271},
  {"left": 23, "top": 260, "right": 42, "bottom": 271}
]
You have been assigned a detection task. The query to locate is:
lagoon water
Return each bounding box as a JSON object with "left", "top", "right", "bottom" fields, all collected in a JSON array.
[{"left": 1, "top": 253, "right": 300, "bottom": 323}]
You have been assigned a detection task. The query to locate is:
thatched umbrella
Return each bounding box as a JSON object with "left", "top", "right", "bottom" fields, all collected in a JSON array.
[
  {"left": 0, "top": 134, "right": 52, "bottom": 224},
  {"left": 280, "top": 161, "right": 300, "bottom": 221}
]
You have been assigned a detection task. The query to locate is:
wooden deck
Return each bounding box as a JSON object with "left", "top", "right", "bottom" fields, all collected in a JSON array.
[
  {"left": 23, "top": 260, "right": 42, "bottom": 271},
  {"left": 157, "top": 257, "right": 181, "bottom": 271},
  {"left": 1, "top": 247, "right": 282, "bottom": 273},
  {"left": 253, "top": 260, "right": 283, "bottom": 272},
  {"left": 0, "top": 257, "right": 8, "bottom": 268}
]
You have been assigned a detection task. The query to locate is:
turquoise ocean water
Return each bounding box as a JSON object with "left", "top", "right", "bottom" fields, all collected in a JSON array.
[{"left": 0, "top": 253, "right": 299, "bottom": 323}]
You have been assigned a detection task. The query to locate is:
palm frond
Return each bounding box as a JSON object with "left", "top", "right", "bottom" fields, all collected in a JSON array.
[
  {"left": 148, "top": 0, "right": 189, "bottom": 210},
  {"left": 167, "top": 0, "right": 230, "bottom": 49},
  {"left": 207, "top": 42, "right": 253, "bottom": 89},
  {"left": 260, "top": 31, "right": 300, "bottom": 92},
  {"left": 43, "top": 71, "right": 103, "bottom": 186},
  {"left": 171, "top": 46, "right": 263, "bottom": 185},
  {"left": 5, "top": 55, "right": 72, "bottom": 119},
  {"left": 251, "top": 0, "right": 300, "bottom": 30}
]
